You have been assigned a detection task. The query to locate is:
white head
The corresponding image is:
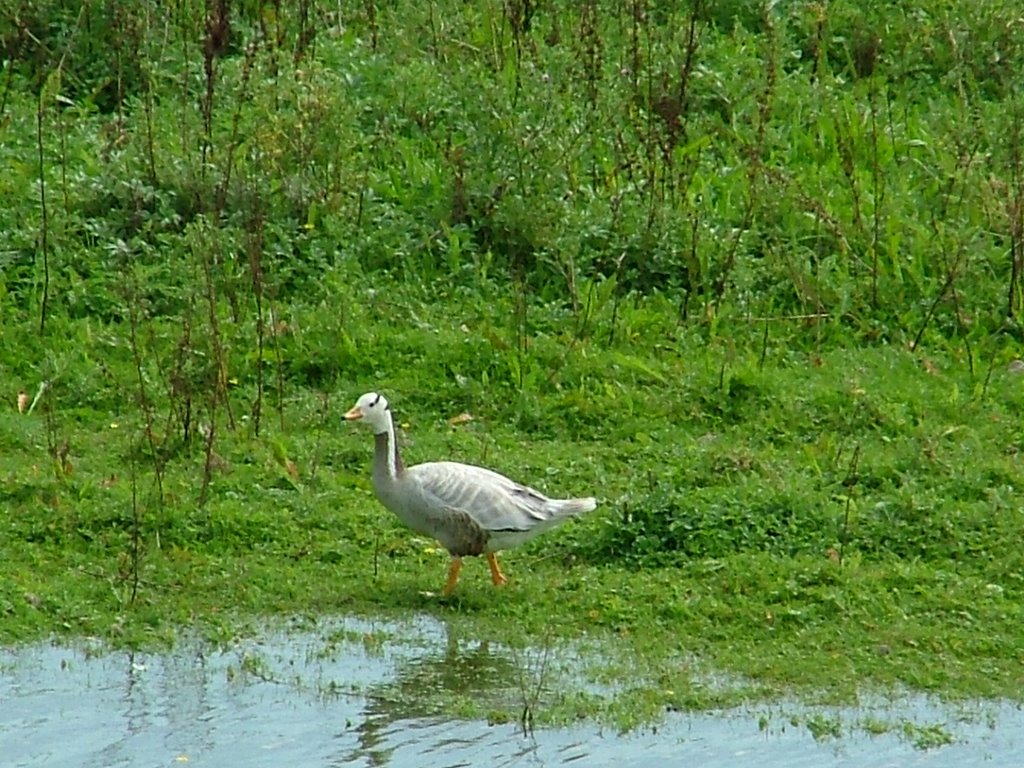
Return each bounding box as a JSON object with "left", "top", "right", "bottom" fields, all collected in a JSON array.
[{"left": 344, "top": 391, "right": 392, "bottom": 434}]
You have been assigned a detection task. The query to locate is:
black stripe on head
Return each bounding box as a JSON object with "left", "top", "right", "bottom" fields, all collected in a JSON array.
[{"left": 371, "top": 393, "right": 382, "bottom": 408}]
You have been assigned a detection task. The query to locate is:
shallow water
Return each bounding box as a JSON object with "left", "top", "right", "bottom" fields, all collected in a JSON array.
[{"left": 2, "top": 614, "right": 1021, "bottom": 767}]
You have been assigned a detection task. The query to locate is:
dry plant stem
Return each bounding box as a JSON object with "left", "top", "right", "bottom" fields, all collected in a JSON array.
[
  {"left": 199, "top": 414, "right": 217, "bottom": 507},
  {"left": 1008, "top": 117, "right": 1024, "bottom": 318},
  {"left": 0, "top": 29, "right": 16, "bottom": 116},
  {"left": 128, "top": 452, "right": 142, "bottom": 604},
  {"left": 271, "top": 305, "right": 287, "bottom": 432},
  {"left": 126, "top": 279, "right": 166, "bottom": 504},
  {"left": 123, "top": 276, "right": 166, "bottom": 601},
  {"left": 169, "top": 314, "right": 196, "bottom": 445},
  {"left": 869, "top": 83, "right": 884, "bottom": 309},
  {"left": 911, "top": 246, "right": 965, "bottom": 352},
  {"left": 505, "top": 0, "right": 531, "bottom": 102},
  {"left": 248, "top": 215, "right": 266, "bottom": 437},
  {"left": 839, "top": 444, "right": 861, "bottom": 567},
  {"left": 758, "top": 319, "right": 769, "bottom": 369},
  {"left": 513, "top": 272, "right": 529, "bottom": 390},
  {"left": 32, "top": 0, "right": 88, "bottom": 335},
  {"left": 608, "top": 251, "right": 627, "bottom": 345},
  {"left": 199, "top": 239, "right": 235, "bottom": 430},
  {"left": 981, "top": 344, "right": 999, "bottom": 400},
  {"left": 578, "top": 1, "right": 601, "bottom": 110},
  {"left": 36, "top": 92, "right": 50, "bottom": 336},
  {"left": 363, "top": 0, "right": 379, "bottom": 51},
  {"left": 56, "top": 90, "right": 70, "bottom": 214},
  {"left": 512, "top": 638, "right": 552, "bottom": 736},
  {"left": 201, "top": 0, "right": 229, "bottom": 174},
  {"left": 713, "top": 6, "right": 774, "bottom": 306},
  {"left": 141, "top": 37, "right": 157, "bottom": 183},
  {"left": 41, "top": 395, "right": 59, "bottom": 471},
  {"left": 306, "top": 391, "right": 330, "bottom": 485},
  {"left": 215, "top": 39, "right": 259, "bottom": 215}
]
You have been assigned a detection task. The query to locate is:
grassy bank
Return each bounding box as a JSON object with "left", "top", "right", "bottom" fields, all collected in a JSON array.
[
  {"left": 2, "top": 0, "right": 1024, "bottom": 728},
  {"left": 3, "top": 282, "right": 1023, "bottom": 719}
]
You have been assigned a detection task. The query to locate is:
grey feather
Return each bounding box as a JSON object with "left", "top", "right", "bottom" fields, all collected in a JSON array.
[{"left": 356, "top": 398, "right": 596, "bottom": 558}]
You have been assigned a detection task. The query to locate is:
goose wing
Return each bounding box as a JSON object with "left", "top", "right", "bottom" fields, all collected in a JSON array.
[{"left": 403, "top": 461, "right": 553, "bottom": 533}]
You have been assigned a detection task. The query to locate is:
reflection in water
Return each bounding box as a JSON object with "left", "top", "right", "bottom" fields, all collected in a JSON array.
[
  {"left": 1, "top": 614, "right": 1022, "bottom": 768},
  {"left": 347, "top": 620, "right": 521, "bottom": 765}
]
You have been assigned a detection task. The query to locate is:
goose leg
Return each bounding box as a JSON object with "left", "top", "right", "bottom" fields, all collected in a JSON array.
[
  {"left": 487, "top": 552, "right": 508, "bottom": 587},
  {"left": 443, "top": 558, "right": 463, "bottom": 596}
]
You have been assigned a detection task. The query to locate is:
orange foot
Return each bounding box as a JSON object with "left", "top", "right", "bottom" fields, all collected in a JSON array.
[
  {"left": 487, "top": 552, "right": 509, "bottom": 587},
  {"left": 443, "top": 558, "right": 463, "bottom": 596}
]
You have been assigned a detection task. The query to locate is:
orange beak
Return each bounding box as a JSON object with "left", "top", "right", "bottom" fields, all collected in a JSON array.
[{"left": 344, "top": 406, "right": 364, "bottom": 421}]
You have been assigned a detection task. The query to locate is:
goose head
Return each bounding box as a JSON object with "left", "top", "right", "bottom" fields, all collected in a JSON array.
[{"left": 344, "top": 392, "right": 392, "bottom": 434}]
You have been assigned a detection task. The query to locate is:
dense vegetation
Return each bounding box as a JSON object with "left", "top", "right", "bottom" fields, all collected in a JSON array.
[{"left": 3, "top": 0, "right": 1024, "bottom": 724}]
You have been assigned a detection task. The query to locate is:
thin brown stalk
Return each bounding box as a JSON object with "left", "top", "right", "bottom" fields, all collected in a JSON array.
[{"left": 36, "top": 90, "right": 50, "bottom": 335}]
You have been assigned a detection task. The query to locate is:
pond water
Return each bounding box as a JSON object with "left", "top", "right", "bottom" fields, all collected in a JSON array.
[{"left": 2, "top": 614, "right": 1021, "bottom": 767}]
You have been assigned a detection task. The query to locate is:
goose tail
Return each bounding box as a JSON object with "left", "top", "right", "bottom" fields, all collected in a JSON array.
[{"left": 547, "top": 496, "right": 597, "bottom": 518}]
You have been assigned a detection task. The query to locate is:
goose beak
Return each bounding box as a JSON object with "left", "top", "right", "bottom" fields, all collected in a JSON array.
[{"left": 344, "top": 406, "right": 364, "bottom": 421}]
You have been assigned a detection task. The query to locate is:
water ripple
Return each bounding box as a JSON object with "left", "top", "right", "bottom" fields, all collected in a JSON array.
[{"left": 1, "top": 616, "right": 1021, "bottom": 768}]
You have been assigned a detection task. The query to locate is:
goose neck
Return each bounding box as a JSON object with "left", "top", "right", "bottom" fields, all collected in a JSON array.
[{"left": 373, "top": 416, "right": 403, "bottom": 482}]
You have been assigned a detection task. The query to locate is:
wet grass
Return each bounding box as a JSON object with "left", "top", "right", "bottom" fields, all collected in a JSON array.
[
  {"left": 3, "top": 284, "right": 1024, "bottom": 730},
  {"left": 3, "top": 0, "right": 1024, "bottom": 736}
]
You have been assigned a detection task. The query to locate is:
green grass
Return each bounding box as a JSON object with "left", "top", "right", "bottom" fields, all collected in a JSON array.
[
  {"left": 3, "top": 288, "right": 1024, "bottom": 724},
  {"left": 3, "top": 0, "right": 1024, "bottom": 733}
]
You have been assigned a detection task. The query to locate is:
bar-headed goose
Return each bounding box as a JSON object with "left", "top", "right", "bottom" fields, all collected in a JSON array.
[{"left": 344, "top": 392, "right": 596, "bottom": 595}]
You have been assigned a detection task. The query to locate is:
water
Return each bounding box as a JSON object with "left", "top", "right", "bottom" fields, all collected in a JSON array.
[{"left": 2, "top": 614, "right": 1022, "bottom": 767}]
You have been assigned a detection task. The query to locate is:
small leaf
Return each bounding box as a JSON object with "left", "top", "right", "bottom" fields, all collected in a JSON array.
[{"left": 40, "top": 67, "right": 63, "bottom": 110}]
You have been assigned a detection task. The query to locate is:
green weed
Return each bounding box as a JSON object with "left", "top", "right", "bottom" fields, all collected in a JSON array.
[{"left": 2, "top": 0, "right": 1024, "bottom": 731}]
